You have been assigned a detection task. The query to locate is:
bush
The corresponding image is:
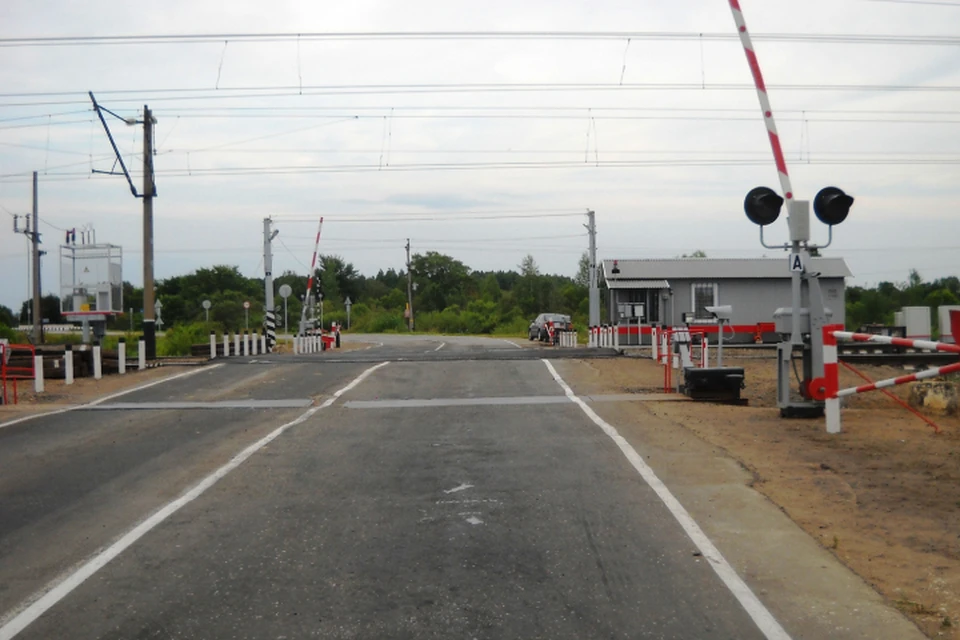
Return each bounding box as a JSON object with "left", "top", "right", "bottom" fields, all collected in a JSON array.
[
  {"left": 354, "top": 311, "right": 405, "bottom": 333},
  {"left": 158, "top": 322, "right": 222, "bottom": 356},
  {"left": 0, "top": 324, "right": 18, "bottom": 341}
]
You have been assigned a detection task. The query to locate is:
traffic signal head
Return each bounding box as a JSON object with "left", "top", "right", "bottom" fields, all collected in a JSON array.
[
  {"left": 743, "top": 186, "right": 784, "bottom": 226},
  {"left": 813, "top": 186, "right": 854, "bottom": 226}
]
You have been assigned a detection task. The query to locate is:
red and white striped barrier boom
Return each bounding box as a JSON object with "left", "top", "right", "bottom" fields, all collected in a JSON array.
[
  {"left": 814, "top": 327, "right": 960, "bottom": 433},
  {"left": 299, "top": 216, "right": 325, "bottom": 335},
  {"left": 728, "top": 1, "right": 794, "bottom": 203}
]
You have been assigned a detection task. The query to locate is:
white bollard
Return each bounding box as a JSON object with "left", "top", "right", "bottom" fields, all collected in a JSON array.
[
  {"left": 210, "top": 332, "right": 217, "bottom": 359},
  {"left": 261, "top": 333, "right": 267, "bottom": 354},
  {"left": 243, "top": 332, "right": 250, "bottom": 356},
  {"left": 64, "top": 346, "right": 74, "bottom": 385},
  {"left": 118, "top": 339, "right": 126, "bottom": 375},
  {"left": 252, "top": 332, "right": 259, "bottom": 356},
  {"left": 826, "top": 398, "right": 841, "bottom": 434},
  {"left": 223, "top": 333, "right": 230, "bottom": 357},
  {"left": 234, "top": 333, "right": 241, "bottom": 356},
  {"left": 651, "top": 326, "right": 659, "bottom": 360},
  {"left": 614, "top": 325, "right": 620, "bottom": 349},
  {"left": 34, "top": 355, "right": 44, "bottom": 393},
  {"left": 93, "top": 343, "right": 102, "bottom": 380},
  {"left": 138, "top": 339, "right": 146, "bottom": 370},
  {"left": 293, "top": 336, "right": 299, "bottom": 355}
]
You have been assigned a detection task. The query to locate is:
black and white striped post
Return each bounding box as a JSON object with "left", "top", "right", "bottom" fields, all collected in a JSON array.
[{"left": 263, "top": 217, "right": 279, "bottom": 352}]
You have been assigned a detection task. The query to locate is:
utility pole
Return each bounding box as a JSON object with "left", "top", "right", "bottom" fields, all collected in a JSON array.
[
  {"left": 142, "top": 106, "right": 157, "bottom": 360},
  {"left": 263, "top": 217, "right": 278, "bottom": 351},
  {"left": 586, "top": 209, "right": 599, "bottom": 327},
  {"left": 31, "top": 172, "right": 42, "bottom": 344},
  {"left": 89, "top": 94, "right": 158, "bottom": 355},
  {"left": 405, "top": 239, "right": 414, "bottom": 331}
]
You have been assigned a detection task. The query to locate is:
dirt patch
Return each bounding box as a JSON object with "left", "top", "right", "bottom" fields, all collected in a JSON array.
[{"left": 561, "top": 351, "right": 960, "bottom": 638}]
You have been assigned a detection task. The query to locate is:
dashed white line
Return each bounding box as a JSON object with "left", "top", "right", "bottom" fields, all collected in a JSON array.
[
  {"left": 541, "top": 359, "right": 792, "bottom": 640},
  {"left": 0, "top": 361, "right": 389, "bottom": 640},
  {"left": 434, "top": 342, "right": 446, "bottom": 352},
  {"left": 500, "top": 339, "right": 522, "bottom": 349}
]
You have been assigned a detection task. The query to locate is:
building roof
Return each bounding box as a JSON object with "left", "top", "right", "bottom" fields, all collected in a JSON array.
[{"left": 602, "top": 257, "right": 852, "bottom": 282}]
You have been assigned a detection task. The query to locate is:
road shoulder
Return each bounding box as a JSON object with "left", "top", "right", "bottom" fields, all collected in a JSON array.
[{"left": 551, "top": 358, "right": 928, "bottom": 640}]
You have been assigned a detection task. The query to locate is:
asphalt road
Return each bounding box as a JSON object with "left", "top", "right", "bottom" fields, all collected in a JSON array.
[{"left": 0, "top": 335, "right": 773, "bottom": 639}]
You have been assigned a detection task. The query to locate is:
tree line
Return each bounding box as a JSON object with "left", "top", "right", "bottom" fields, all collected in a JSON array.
[{"left": 2, "top": 262, "right": 958, "bottom": 340}]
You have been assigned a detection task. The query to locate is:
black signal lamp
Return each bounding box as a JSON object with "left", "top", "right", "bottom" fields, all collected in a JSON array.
[
  {"left": 813, "top": 186, "right": 854, "bottom": 226},
  {"left": 743, "top": 186, "right": 784, "bottom": 226}
]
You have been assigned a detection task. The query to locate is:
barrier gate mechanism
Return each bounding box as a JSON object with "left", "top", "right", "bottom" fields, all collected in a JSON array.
[
  {"left": 731, "top": 0, "right": 854, "bottom": 422},
  {"left": 808, "top": 329, "right": 960, "bottom": 434}
]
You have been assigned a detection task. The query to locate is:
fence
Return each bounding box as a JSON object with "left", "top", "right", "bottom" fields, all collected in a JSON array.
[
  {"left": 811, "top": 326, "right": 960, "bottom": 433},
  {"left": 1, "top": 343, "right": 36, "bottom": 405},
  {"left": 653, "top": 327, "right": 710, "bottom": 393}
]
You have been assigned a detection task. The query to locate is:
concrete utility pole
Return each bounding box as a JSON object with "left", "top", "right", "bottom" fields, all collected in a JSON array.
[
  {"left": 142, "top": 106, "right": 158, "bottom": 360},
  {"left": 31, "top": 172, "right": 42, "bottom": 344},
  {"left": 586, "top": 209, "right": 599, "bottom": 327},
  {"left": 405, "top": 238, "right": 414, "bottom": 331},
  {"left": 263, "top": 217, "right": 279, "bottom": 351}
]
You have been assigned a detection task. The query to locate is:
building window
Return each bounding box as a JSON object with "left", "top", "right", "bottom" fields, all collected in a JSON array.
[{"left": 692, "top": 282, "right": 718, "bottom": 320}]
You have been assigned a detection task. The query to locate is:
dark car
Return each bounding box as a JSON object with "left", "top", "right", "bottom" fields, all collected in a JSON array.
[{"left": 528, "top": 313, "right": 573, "bottom": 342}]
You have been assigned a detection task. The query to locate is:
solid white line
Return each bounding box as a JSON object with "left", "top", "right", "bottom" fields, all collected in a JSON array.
[
  {"left": 541, "top": 359, "right": 792, "bottom": 640},
  {"left": 0, "top": 364, "right": 225, "bottom": 431},
  {"left": 500, "top": 338, "right": 522, "bottom": 349},
  {"left": 0, "top": 361, "right": 389, "bottom": 640},
  {"left": 433, "top": 342, "right": 446, "bottom": 352}
]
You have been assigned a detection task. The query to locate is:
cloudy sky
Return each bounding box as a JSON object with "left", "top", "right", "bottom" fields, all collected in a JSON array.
[{"left": 1, "top": 0, "right": 958, "bottom": 313}]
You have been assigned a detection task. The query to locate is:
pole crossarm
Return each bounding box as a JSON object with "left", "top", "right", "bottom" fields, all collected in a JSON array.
[{"left": 88, "top": 92, "right": 139, "bottom": 198}]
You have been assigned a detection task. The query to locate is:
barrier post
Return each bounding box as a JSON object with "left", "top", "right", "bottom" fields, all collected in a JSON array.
[
  {"left": 234, "top": 333, "right": 240, "bottom": 356},
  {"left": 261, "top": 332, "right": 267, "bottom": 354},
  {"left": 243, "top": 332, "right": 250, "bottom": 356},
  {"left": 138, "top": 338, "right": 146, "bottom": 370},
  {"left": 651, "top": 326, "right": 658, "bottom": 360},
  {"left": 252, "top": 332, "right": 259, "bottom": 356},
  {"left": 93, "top": 343, "right": 103, "bottom": 380},
  {"left": 614, "top": 325, "right": 620, "bottom": 349},
  {"left": 118, "top": 339, "right": 126, "bottom": 375},
  {"left": 210, "top": 332, "right": 217, "bottom": 359},
  {"left": 34, "top": 355, "right": 44, "bottom": 393},
  {"left": 65, "top": 345, "right": 74, "bottom": 385}
]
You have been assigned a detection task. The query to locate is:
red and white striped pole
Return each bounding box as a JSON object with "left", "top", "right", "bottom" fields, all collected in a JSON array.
[
  {"left": 821, "top": 325, "right": 842, "bottom": 433},
  {"left": 300, "top": 216, "right": 324, "bottom": 335},
  {"left": 728, "top": 1, "right": 794, "bottom": 203}
]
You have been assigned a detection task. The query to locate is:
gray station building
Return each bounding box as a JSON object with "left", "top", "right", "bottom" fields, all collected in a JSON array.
[{"left": 602, "top": 257, "right": 852, "bottom": 343}]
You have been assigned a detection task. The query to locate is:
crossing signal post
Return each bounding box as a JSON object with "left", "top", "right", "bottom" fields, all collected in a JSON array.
[{"left": 743, "top": 185, "right": 854, "bottom": 418}]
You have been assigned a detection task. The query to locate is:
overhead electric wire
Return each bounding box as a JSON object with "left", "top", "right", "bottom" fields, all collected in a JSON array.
[
  {"left": 1, "top": 30, "right": 958, "bottom": 47},
  {"left": 6, "top": 81, "right": 960, "bottom": 108},
  {"left": 3, "top": 155, "right": 960, "bottom": 182}
]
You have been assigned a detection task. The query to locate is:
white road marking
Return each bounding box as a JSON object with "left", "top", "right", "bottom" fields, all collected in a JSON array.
[
  {"left": 541, "top": 359, "right": 792, "bottom": 640},
  {"left": 443, "top": 483, "right": 474, "bottom": 494},
  {"left": 500, "top": 339, "right": 522, "bottom": 349},
  {"left": 0, "top": 364, "right": 225, "bottom": 431},
  {"left": 433, "top": 342, "right": 446, "bottom": 352},
  {"left": 0, "top": 361, "right": 389, "bottom": 640},
  {"left": 465, "top": 516, "right": 484, "bottom": 526}
]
